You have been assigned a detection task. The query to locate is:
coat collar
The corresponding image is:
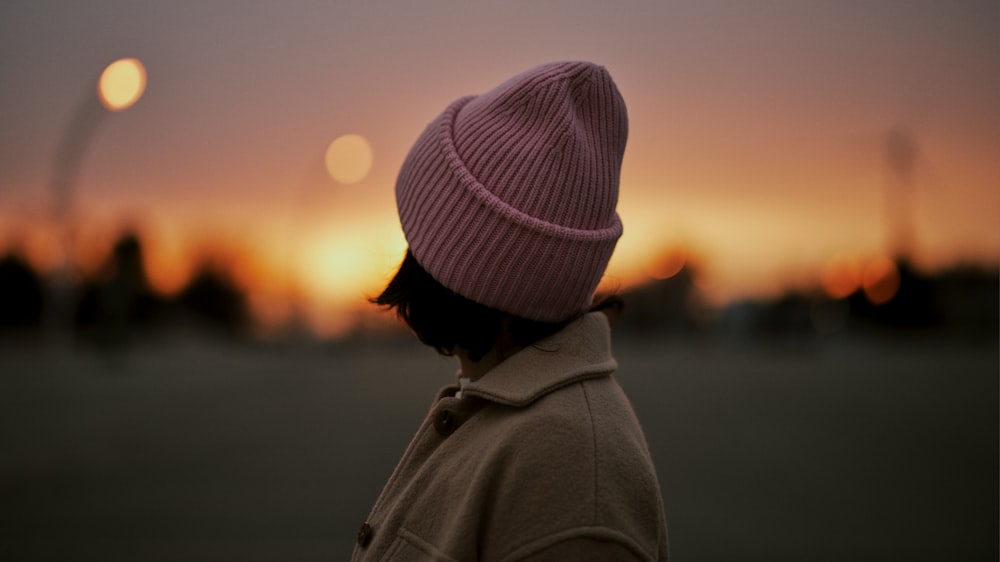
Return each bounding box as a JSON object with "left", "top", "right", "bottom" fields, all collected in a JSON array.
[{"left": 458, "top": 312, "right": 617, "bottom": 407}]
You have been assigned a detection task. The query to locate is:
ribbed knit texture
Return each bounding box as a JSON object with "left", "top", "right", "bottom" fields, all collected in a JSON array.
[{"left": 396, "top": 61, "right": 628, "bottom": 322}]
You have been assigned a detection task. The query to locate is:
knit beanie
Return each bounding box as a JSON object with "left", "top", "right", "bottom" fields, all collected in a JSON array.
[{"left": 395, "top": 61, "right": 627, "bottom": 322}]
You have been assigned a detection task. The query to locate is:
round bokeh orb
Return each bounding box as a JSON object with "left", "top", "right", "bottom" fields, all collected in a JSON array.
[
  {"left": 325, "top": 134, "right": 374, "bottom": 184},
  {"left": 98, "top": 58, "right": 147, "bottom": 111}
]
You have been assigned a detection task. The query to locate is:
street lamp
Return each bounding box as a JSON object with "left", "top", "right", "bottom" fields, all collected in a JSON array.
[{"left": 46, "top": 57, "right": 147, "bottom": 340}]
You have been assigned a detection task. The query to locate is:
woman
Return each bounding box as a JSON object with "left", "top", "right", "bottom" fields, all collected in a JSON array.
[{"left": 353, "top": 61, "right": 669, "bottom": 561}]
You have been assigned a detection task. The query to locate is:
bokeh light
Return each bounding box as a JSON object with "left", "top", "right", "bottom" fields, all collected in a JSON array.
[
  {"left": 821, "top": 254, "right": 863, "bottom": 299},
  {"left": 325, "top": 134, "right": 374, "bottom": 184},
  {"left": 649, "top": 247, "right": 688, "bottom": 280},
  {"left": 862, "top": 256, "right": 900, "bottom": 305},
  {"left": 97, "top": 58, "right": 147, "bottom": 111}
]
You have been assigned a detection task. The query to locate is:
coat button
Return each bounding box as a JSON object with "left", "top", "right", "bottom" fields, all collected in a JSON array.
[
  {"left": 434, "top": 408, "right": 456, "bottom": 436},
  {"left": 357, "top": 522, "right": 373, "bottom": 547}
]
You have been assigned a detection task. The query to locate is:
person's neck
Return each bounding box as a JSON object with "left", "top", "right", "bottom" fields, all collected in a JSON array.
[
  {"left": 457, "top": 322, "right": 521, "bottom": 381},
  {"left": 458, "top": 348, "right": 502, "bottom": 382}
]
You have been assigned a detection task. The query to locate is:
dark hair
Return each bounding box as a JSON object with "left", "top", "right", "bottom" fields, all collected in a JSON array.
[{"left": 373, "top": 250, "right": 620, "bottom": 362}]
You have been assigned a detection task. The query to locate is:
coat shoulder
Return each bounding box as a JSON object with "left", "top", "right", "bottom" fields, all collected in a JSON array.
[{"left": 464, "top": 376, "right": 666, "bottom": 561}]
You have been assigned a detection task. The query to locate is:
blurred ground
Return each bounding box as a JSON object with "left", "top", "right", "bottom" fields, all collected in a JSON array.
[{"left": 1, "top": 334, "right": 996, "bottom": 561}]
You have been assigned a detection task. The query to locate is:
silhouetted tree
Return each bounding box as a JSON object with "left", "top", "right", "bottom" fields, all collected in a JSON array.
[
  {"left": 618, "top": 266, "right": 705, "bottom": 336},
  {"left": 930, "top": 265, "right": 999, "bottom": 338},
  {"left": 0, "top": 253, "right": 45, "bottom": 333},
  {"left": 755, "top": 292, "right": 815, "bottom": 337},
  {"left": 74, "top": 232, "right": 165, "bottom": 347},
  {"left": 717, "top": 292, "right": 821, "bottom": 341},
  {"left": 175, "top": 264, "right": 250, "bottom": 337},
  {"left": 848, "top": 259, "right": 941, "bottom": 331}
]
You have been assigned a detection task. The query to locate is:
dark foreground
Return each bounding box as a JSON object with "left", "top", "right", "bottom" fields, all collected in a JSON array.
[{"left": 1, "top": 334, "right": 996, "bottom": 561}]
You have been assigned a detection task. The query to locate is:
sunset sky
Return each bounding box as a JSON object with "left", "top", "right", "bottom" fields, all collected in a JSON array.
[{"left": 1, "top": 1, "right": 997, "bottom": 334}]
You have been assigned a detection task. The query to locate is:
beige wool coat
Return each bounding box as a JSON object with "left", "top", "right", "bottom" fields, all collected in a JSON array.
[{"left": 351, "top": 312, "right": 669, "bottom": 561}]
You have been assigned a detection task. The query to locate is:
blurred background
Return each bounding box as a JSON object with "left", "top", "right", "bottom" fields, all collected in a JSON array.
[{"left": 1, "top": 1, "right": 996, "bottom": 560}]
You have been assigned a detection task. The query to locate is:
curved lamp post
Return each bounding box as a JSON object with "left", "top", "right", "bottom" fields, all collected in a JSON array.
[{"left": 46, "top": 58, "right": 147, "bottom": 340}]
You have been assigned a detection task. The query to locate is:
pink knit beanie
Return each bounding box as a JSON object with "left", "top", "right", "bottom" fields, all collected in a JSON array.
[{"left": 395, "top": 61, "right": 627, "bottom": 322}]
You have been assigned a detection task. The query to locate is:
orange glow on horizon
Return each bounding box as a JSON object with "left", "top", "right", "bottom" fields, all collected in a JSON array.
[
  {"left": 287, "top": 216, "right": 407, "bottom": 335},
  {"left": 145, "top": 245, "right": 194, "bottom": 296},
  {"left": 22, "top": 227, "right": 64, "bottom": 275},
  {"left": 98, "top": 58, "right": 146, "bottom": 111},
  {"left": 6, "top": 213, "right": 991, "bottom": 339},
  {"left": 298, "top": 232, "right": 402, "bottom": 303}
]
